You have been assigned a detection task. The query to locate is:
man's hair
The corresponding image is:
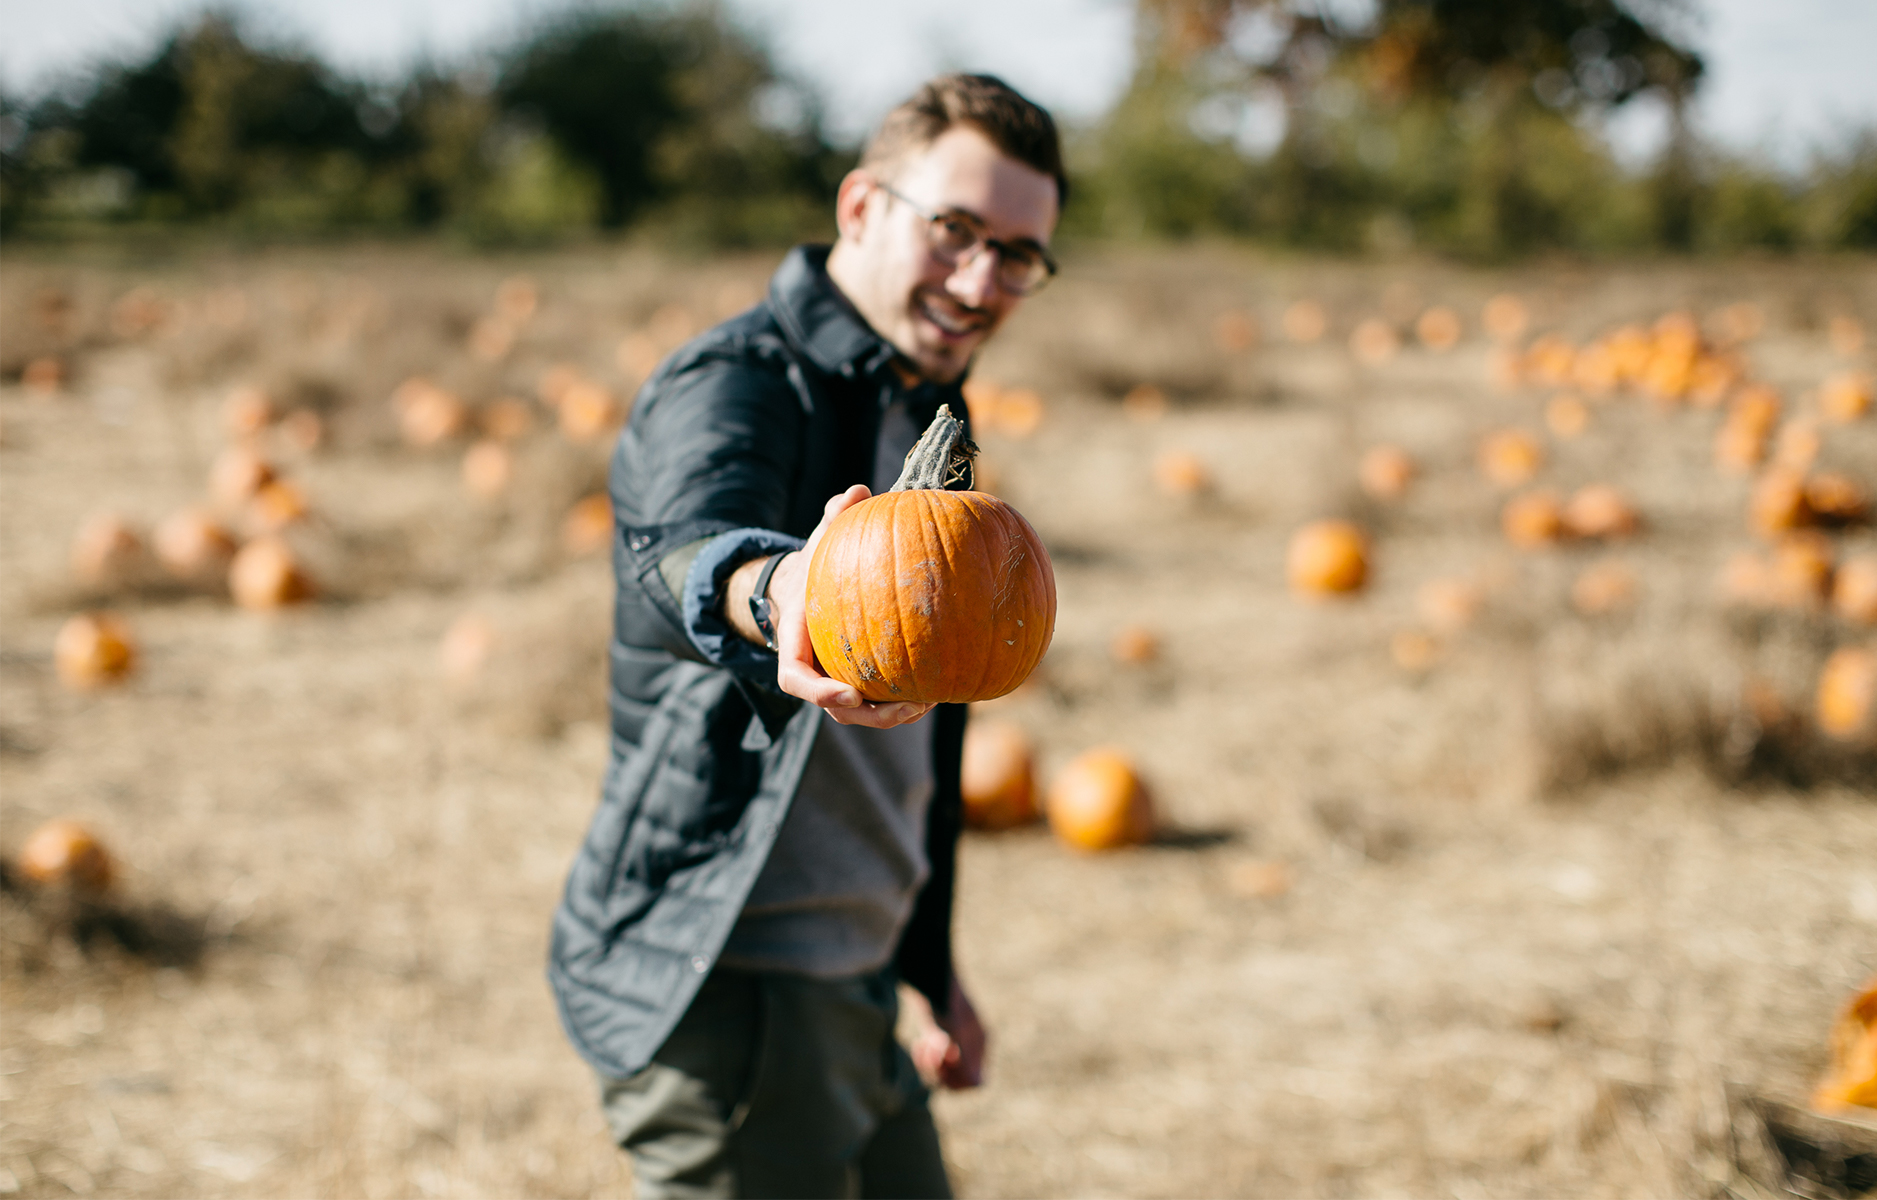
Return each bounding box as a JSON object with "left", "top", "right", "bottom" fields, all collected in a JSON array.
[{"left": 861, "top": 74, "right": 1068, "bottom": 206}]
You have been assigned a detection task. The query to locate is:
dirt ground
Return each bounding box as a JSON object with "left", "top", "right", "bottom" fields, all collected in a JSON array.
[{"left": 1, "top": 240, "right": 1874, "bottom": 1198}]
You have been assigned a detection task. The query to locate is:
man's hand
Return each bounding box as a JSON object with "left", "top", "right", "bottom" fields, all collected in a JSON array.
[
  {"left": 724, "top": 485, "right": 934, "bottom": 729},
  {"left": 903, "top": 976, "right": 986, "bottom": 1090}
]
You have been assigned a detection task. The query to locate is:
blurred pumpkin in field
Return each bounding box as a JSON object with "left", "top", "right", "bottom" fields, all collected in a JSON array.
[
  {"left": 1572, "top": 560, "right": 1637, "bottom": 615},
  {"left": 539, "top": 364, "right": 584, "bottom": 407},
  {"left": 1772, "top": 420, "right": 1821, "bottom": 472},
  {"left": 1282, "top": 300, "right": 1327, "bottom": 343},
  {"left": 1562, "top": 484, "right": 1640, "bottom": 540},
  {"left": 1415, "top": 305, "right": 1462, "bottom": 351},
  {"left": 960, "top": 720, "right": 1038, "bottom": 830},
  {"left": 1111, "top": 624, "right": 1161, "bottom": 664},
  {"left": 278, "top": 409, "right": 324, "bottom": 454},
  {"left": 1478, "top": 429, "right": 1544, "bottom": 488},
  {"left": 440, "top": 613, "right": 497, "bottom": 684},
  {"left": 1765, "top": 533, "right": 1834, "bottom": 610},
  {"left": 558, "top": 380, "right": 621, "bottom": 443},
  {"left": 1047, "top": 748, "right": 1155, "bottom": 852},
  {"left": 1502, "top": 490, "right": 1565, "bottom": 550},
  {"left": 1815, "top": 979, "right": 1877, "bottom": 1114},
  {"left": 1714, "top": 418, "right": 1769, "bottom": 474},
  {"left": 249, "top": 480, "right": 310, "bottom": 532},
  {"left": 1525, "top": 335, "right": 1576, "bottom": 388},
  {"left": 1213, "top": 309, "right": 1259, "bottom": 353},
  {"left": 55, "top": 613, "right": 137, "bottom": 689},
  {"left": 1730, "top": 384, "right": 1783, "bottom": 436},
  {"left": 154, "top": 509, "right": 237, "bottom": 580},
  {"left": 229, "top": 536, "right": 313, "bottom": 610},
  {"left": 1154, "top": 450, "right": 1211, "bottom": 497},
  {"left": 1720, "top": 550, "right": 1770, "bottom": 606},
  {"left": 1123, "top": 384, "right": 1168, "bottom": 422},
  {"left": 1835, "top": 557, "right": 1877, "bottom": 625},
  {"left": 1821, "top": 372, "right": 1872, "bottom": 423},
  {"left": 1488, "top": 347, "right": 1525, "bottom": 393},
  {"left": 1545, "top": 394, "right": 1590, "bottom": 439},
  {"left": 961, "top": 378, "right": 1003, "bottom": 427},
  {"left": 1686, "top": 355, "right": 1739, "bottom": 408},
  {"left": 1358, "top": 445, "right": 1415, "bottom": 501},
  {"left": 481, "top": 397, "right": 535, "bottom": 441},
  {"left": 18, "top": 819, "right": 114, "bottom": 893},
  {"left": 1572, "top": 341, "right": 1620, "bottom": 396},
  {"left": 462, "top": 440, "right": 514, "bottom": 498},
  {"left": 993, "top": 388, "right": 1045, "bottom": 437},
  {"left": 396, "top": 380, "right": 468, "bottom": 447},
  {"left": 1750, "top": 469, "right": 1812, "bottom": 537},
  {"left": 1806, "top": 472, "right": 1870, "bottom": 525},
  {"left": 563, "top": 494, "right": 614, "bottom": 556},
  {"left": 210, "top": 445, "right": 276, "bottom": 505},
  {"left": 223, "top": 385, "right": 273, "bottom": 439},
  {"left": 1816, "top": 646, "right": 1877, "bottom": 740},
  {"left": 1481, "top": 294, "right": 1528, "bottom": 342},
  {"left": 1287, "top": 520, "right": 1369, "bottom": 596},
  {"left": 70, "top": 513, "right": 144, "bottom": 585},
  {"left": 1349, "top": 319, "right": 1400, "bottom": 365},
  {"left": 1417, "top": 577, "right": 1482, "bottom": 634},
  {"left": 22, "top": 356, "right": 65, "bottom": 396},
  {"left": 1606, "top": 325, "right": 1653, "bottom": 384},
  {"left": 1390, "top": 629, "right": 1440, "bottom": 672}
]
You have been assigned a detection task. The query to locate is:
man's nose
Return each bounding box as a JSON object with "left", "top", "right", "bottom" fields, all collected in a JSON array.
[{"left": 944, "top": 246, "right": 1000, "bottom": 308}]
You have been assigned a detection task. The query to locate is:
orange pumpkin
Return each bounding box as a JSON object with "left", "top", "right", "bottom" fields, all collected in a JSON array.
[
  {"left": 1358, "top": 445, "right": 1415, "bottom": 501},
  {"left": 1282, "top": 300, "right": 1327, "bottom": 343},
  {"left": 1349, "top": 319, "right": 1400, "bottom": 365},
  {"left": 1122, "top": 384, "right": 1168, "bottom": 422},
  {"left": 463, "top": 440, "right": 514, "bottom": 498},
  {"left": 440, "top": 613, "right": 497, "bottom": 684},
  {"left": 1749, "top": 469, "right": 1812, "bottom": 537},
  {"left": 71, "top": 513, "right": 144, "bottom": 585},
  {"left": 1714, "top": 418, "right": 1769, "bottom": 475},
  {"left": 1772, "top": 420, "right": 1821, "bottom": 472},
  {"left": 1481, "top": 294, "right": 1529, "bottom": 342},
  {"left": 210, "top": 446, "right": 276, "bottom": 506},
  {"left": 562, "top": 494, "right": 614, "bottom": 557},
  {"left": 229, "top": 536, "right": 314, "bottom": 610},
  {"left": 1561, "top": 484, "right": 1640, "bottom": 540},
  {"left": 1834, "top": 557, "right": 1877, "bottom": 625},
  {"left": 1046, "top": 748, "right": 1155, "bottom": 852},
  {"left": 1501, "top": 490, "right": 1564, "bottom": 550},
  {"left": 18, "top": 819, "right": 114, "bottom": 893},
  {"left": 558, "top": 381, "right": 621, "bottom": 443},
  {"left": 1153, "top": 451, "right": 1212, "bottom": 497},
  {"left": 805, "top": 407, "right": 1056, "bottom": 704},
  {"left": 278, "top": 409, "right": 324, "bottom": 453},
  {"left": 1214, "top": 309, "right": 1259, "bottom": 353},
  {"left": 154, "top": 509, "right": 238, "bottom": 580},
  {"left": 1287, "top": 519, "right": 1369, "bottom": 596},
  {"left": 55, "top": 613, "right": 137, "bottom": 689},
  {"left": 249, "top": 479, "right": 310, "bottom": 532},
  {"left": 481, "top": 397, "right": 535, "bottom": 441},
  {"left": 960, "top": 720, "right": 1038, "bottom": 830},
  {"left": 1111, "top": 624, "right": 1162, "bottom": 665},
  {"left": 1821, "top": 372, "right": 1872, "bottom": 423},
  {"left": 1545, "top": 394, "right": 1590, "bottom": 439},
  {"left": 1765, "top": 534, "right": 1834, "bottom": 610},
  {"left": 223, "top": 385, "right": 273, "bottom": 439},
  {"left": 1818, "top": 647, "right": 1877, "bottom": 740},
  {"left": 1415, "top": 306, "right": 1462, "bottom": 351},
  {"left": 1478, "top": 429, "right": 1544, "bottom": 488},
  {"left": 22, "top": 356, "right": 65, "bottom": 396},
  {"left": 1815, "top": 980, "right": 1877, "bottom": 1113},
  {"left": 1805, "top": 472, "right": 1869, "bottom": 525}
]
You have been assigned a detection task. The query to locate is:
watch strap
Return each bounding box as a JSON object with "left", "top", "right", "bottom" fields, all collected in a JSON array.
[{"left": 748, "top": 551, "right": 791, "bottom": 651}]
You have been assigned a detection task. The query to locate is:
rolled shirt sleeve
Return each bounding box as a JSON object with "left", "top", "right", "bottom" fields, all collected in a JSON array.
[{"left": 678, "top": 528, "right": 806, "bottom": 672}]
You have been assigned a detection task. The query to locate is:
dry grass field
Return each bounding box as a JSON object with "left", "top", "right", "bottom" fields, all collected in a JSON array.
[{"left": 1, "top": 239, "right": 1874, "bottom": 1198}]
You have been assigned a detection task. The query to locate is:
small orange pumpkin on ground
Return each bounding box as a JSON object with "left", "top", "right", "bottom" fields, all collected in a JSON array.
[
  {"left": 1817, "top": 646, "right": 1877, "bottom": 740},
  {"left": 1765, "top": 534, "right": 1835, "bottom": 610},
  {"left": 249, "top": 479, "right": 311, "bottom": 532},
  {"left": 1750, "top": 469, "right": 1813, "bottom": 538},
  {"left": 154, "top": 509, "right": 238, "bottom": 580},
  {"left": 1478, "top": 429, "right": 1544, "bottom": 488},
  {"left": 1122, "top": 384, "right": 1168, "bottom": 423},
  {"left": 1821, "top": 372, "right": 1872, "bottom": 423},
  {"left": 1213, "top": 309, "right": 1259, "bottom": 353},
  {"left": 1561, "top": 484, "right": 1640, "bottom": 540},
  {"left": 1805, "top": 472, "right": 1869, "bottom": 526},
  {"left": 960, "top": 720, "right": 1038, "bottom": 830},
  {"left": 558, "top": 381, "right": 621, "bottom": 443},
  {"left": 1481, "top": 294, "right": 1529, "bottom": 342},
  {"left": 1415, "top": 306, "right": 1462, "bottom": 351},
  {"left": 806, "top": 407, "right": 1055, "bottom": 704},
  {"left": 1358, "top": 445, "right": 1415, "bottom": 501},
  {"left": 563, "top": 494, "right": 615, "bottom": 557},
  {"left": 463, "top": 440, "right": 514, "bottom": 498},
  {"left": 223, "top": 385, "right": 273, "bottom": 440},
  {"left": 1047, "top": 748, "right": 1155, "bottom": 852},
  {"left": 1502, "top": 490, "right": 1565, "bottom": 550},
  {"left": 22, "top": 356, "right": 65, "bottom": 396},
  {"left": 481, "top": 398, "right": 535, "bottom": 441},
  {"left": 1349, "top": 319, "right": 1400, "bottom": 365},
  {"left": 1110, "top": 624, "right": 1161, "bottom": 665},
  {"left": 397, "top": 382, "right": 468, "bottom": 447},
  {"left": 1834, "top": 557, "right": 1877, "bottom": 625},
  {"left": 1545, "top": 394, "right": 1590, "bottom": 439},
  {"left": 18, "top": 819, "right": 115, "bottom": 893},
  {"left": 1154, "top": 451, "right": 1212, "bottom": 497},
  {"left": 1815, "top": 979, "right": 1877, "bottom": 1113},
  {"left": 440, "top": 613, "right": 497, "bottom": 684},
  {"left": 210, "top": 446, "right": 276, "bottom": 506},
  {"left": 1714, "top": 417, "right": 1768, "bottom": 475},
  {"left": 1287, "top": 519, "right": 1369, "bottom": 596},
  {"left": 71, "top": 513, "right": 144, "bottom": 586},
  {"left": 229, "top": 536, "right": 314, "bottom": 610},
  {"left": 55, "top": 613, "right": 137, "bottom": 689},
  {"left": 1282, "top": 300, "right": 1327, "bottom": 343}
]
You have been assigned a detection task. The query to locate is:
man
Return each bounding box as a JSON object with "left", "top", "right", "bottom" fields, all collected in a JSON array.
[{"left": 548, "top": 74, "right": 1064, "bottom": 1197}]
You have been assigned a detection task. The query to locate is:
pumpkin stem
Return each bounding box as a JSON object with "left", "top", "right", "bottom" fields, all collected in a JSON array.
[{"left": 891, "top": 404, "right": 979, "bottom": 492}]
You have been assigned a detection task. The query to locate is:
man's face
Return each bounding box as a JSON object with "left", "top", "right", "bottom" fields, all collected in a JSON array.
[{"left": 830, "top": 126, "right": 1059, "bottom": 384}]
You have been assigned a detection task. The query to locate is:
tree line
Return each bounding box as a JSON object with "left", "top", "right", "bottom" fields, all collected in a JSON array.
[{"left": 2, "top": 0, "right": 1873, "bottom": 257}]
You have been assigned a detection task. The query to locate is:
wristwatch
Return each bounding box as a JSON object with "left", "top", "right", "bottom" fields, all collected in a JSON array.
[{"left": 747, "top": 552, "right": 791, "bottom": 651}]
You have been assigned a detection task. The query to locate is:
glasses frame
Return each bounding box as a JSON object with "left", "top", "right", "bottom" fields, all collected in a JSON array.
[{"left": 874, "top": 181, "right": 1058, "bottom": 296}]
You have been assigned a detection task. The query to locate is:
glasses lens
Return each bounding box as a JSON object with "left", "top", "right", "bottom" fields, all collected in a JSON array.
[
  {"left": 928, "top": 215, "right": 980, "bottom": 259},
  {"left": 997, "top": 251, "right": 1050, "bottom": 295}
]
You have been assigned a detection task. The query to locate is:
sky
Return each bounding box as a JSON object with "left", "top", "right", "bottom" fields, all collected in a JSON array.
[{"left": 2, "top": 0, "right": 1873, "bottom": 169}]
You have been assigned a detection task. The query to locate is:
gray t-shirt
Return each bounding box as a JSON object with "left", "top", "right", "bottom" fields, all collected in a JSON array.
[{"left": 717, "top": 396, "right": 938, "bottom": 978}]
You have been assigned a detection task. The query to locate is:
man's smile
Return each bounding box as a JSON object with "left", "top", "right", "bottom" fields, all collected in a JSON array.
[{"left": 915, "top": 291, "right": 990, "bottom": 342}]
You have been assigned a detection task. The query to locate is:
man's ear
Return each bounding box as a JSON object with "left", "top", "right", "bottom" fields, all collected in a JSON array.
[{"left": 834, "top": 169, "right": 878, "bottom": 244}]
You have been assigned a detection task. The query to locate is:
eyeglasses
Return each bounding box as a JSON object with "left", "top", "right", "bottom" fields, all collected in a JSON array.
[{"left": 875, "top": 181, "right": 1058, "bottom": 296}]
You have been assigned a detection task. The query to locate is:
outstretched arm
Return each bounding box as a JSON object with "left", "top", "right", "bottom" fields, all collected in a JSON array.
[{"left": 721, "top": 485, "right": 934, "bottom": 730}]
